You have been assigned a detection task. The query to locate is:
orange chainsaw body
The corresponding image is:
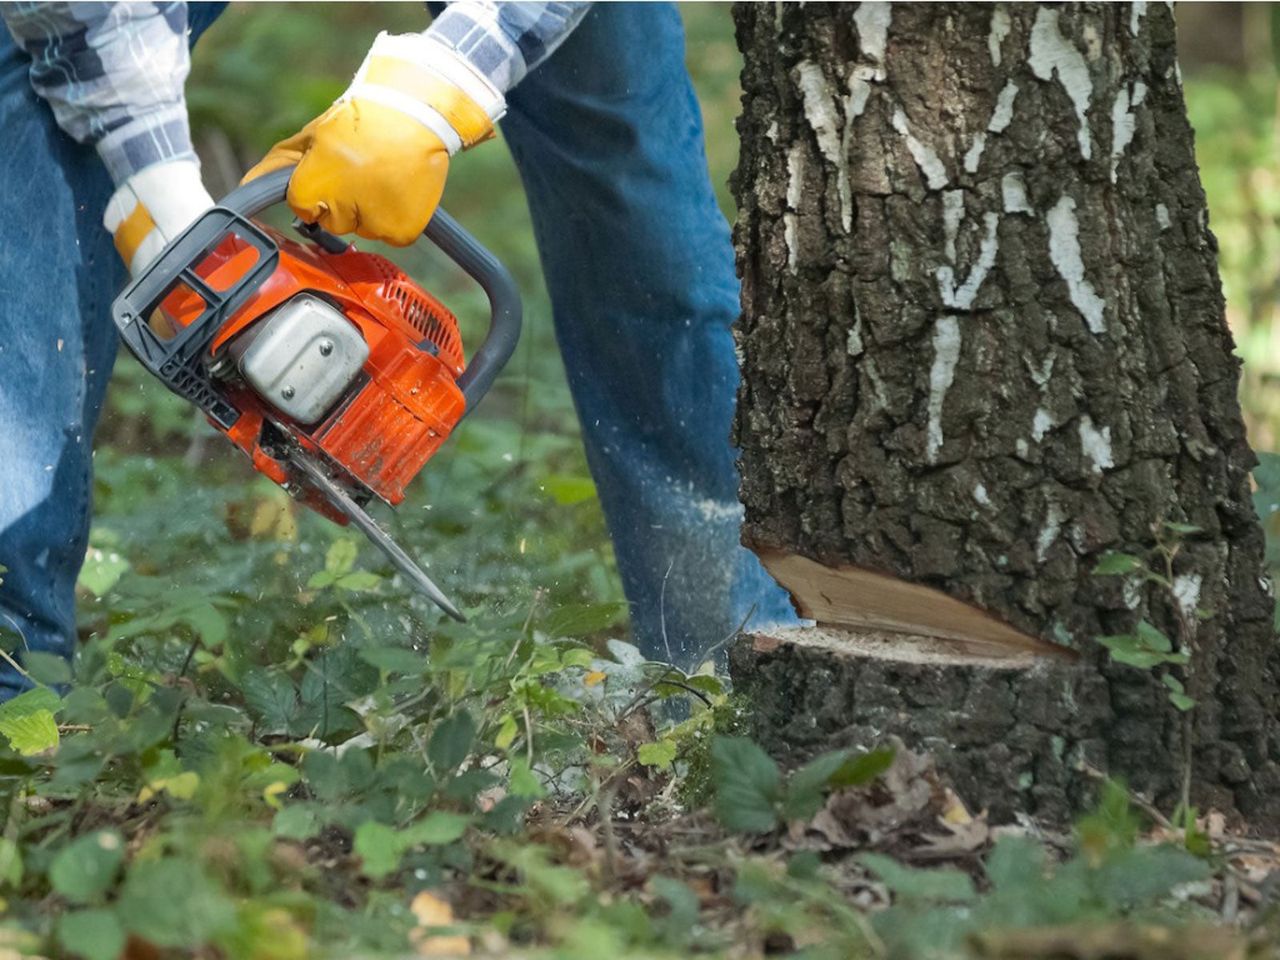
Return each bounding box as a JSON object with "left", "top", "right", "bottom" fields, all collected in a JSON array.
[{"left": 155, "top": 228, "right": 466, "bottom": 515}]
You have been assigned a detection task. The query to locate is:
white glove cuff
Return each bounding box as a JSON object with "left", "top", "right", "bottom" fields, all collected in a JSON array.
[{"left": 104, "top": 159, "right": 216, "bottom": 275}]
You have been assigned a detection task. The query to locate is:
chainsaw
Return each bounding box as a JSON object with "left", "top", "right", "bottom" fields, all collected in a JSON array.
[{"left": 110, "top": 167, "right": 521, "bottom": 621}]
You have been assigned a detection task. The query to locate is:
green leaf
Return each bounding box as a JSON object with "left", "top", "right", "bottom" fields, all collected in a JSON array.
[
  {"left": 0, "top": 709, "right": 58, "bottom": 756},
  {"left": 428, "top": 709, "right": 476, "bottom": 775},
  {"left": 116, "top": 858, "right": 237, "bottom": 948},
  {"left": 1168, "top": 691, "right": 1197, "bottom": 711},
  {"left": 241, "top": 668, "right": 299, "bottom": 735},
  {"left": 23, "top": 651, "right": 72, "bottom": 686},
  {"left": 325, "top": 538, "right": 359, "bottom": 577},
  {"left": 353, "top": 821, "right": 401, "bottom": 879},
  {"left": 829, "top": 746, "right": 896, "bottom": 788},
  {"left": 0, "top": 836, "right": 22, "bottom": 889},
  {"left": 49, "top": 831, "right": 124, "bottom": 904},
  {"left": 358, "top": 645, "right": 426, "bottom": 674},
  {"left": 1136, "top": 619, "right": 1173, "bottom": 653},
  {"left": 858, "top": 852, "right": 975, "bottom": 903},
  {"left": 1093, "top": 844, "right": 1211, "bottom": 907},
  {"left": 405, "top": 811, "right": 470, "bottom": 845},
  {"left": 273, "top": 805, "right": 321, "bottom": 841},
  {"left": 637, "top": 740, "right": 677, "bottom": 769},
  {"left": 783, "top": 749, "right": 852, "bottom": 821},
  {"left": 710, "top": 736, "right": 782, "bottom": 834},
  {"left": 336, "top": 571, "right": 382, "bottom": 592},
  {"left": 77, "top": 548, "right": 130, "bottom": 597},
  {"left": 58, "top": 909, "right": 125, "bottom": 960},
  {"left": 1098, "top": 634, "right": 1168, "bottom": 669},
  {"left": 542, "top": 473, "right": 598, "bottom": 506},
  {"left": 1093, "top": 552, "right": 1145, "bottom": 576},
  {"left": 508, "top": 758, "right": 546, "bottom": 799},
  {"left": 1162, "top": 521, "right": 1203, "bottom": 536}
]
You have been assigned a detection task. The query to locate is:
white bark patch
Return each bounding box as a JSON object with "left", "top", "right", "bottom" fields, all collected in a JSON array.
[
  {"left": 1123, "top": 576, "right": 1143, "bottom": 610},
  {"left": 1032, "top": 408, "right": 1053, "bottom": 442},
  {"left": 988, "top": 5, "right": 1011, "bottom": 66},
  {"left": 988, "top": 81, "right": 1019, "bottom": 133},
  {"left": 795, "top": 60, "right": 854, "bottom": 232},
  {"left": 1129, "top": 0, "right": 1148, "bottom": 36},
  {"left": 937, "top": 212, "right": 999, "bottom": 310},
  {"left": 892, "top": 107, "right": 948, "bottom": 190},
  {"left": 1036, "top": 499, "right": 1064, "bottom": 562},
  {"left": 847, "top": 323, "right": 865, "bottom": 356},
  {"left": 926, "top": 316, "right": 962, "bottom": 463},
  {"left": 854, "top": 2, "right": 892, "bottom": 62},
  {"left": 1046, "top": 195, "right": 1106, "bottom": 334},
  {"left": 1156, "top": 203, "right": 1171, "bottom": 230},
  {"left": 1109, "top": 81, "right": 1147, "bottom": 183},
  {"left": 942, "top": 190, "right": 965, "bottom": 263},
  {"left": 1029, "top": 7, "right": 1094, "bottom": 160},
  {"left": 1026, "top": 353, "right": 1055, "bottom": 386},
  {"left": 1078, "top": 415, "right": 1114, "bottom": 473},
  {"left": 974, "top": 483, "right": 992, "bottom": 507},
  {"left": 1173, "top": 573, "right": 1202, "bottom": 620},
  {"left": 963, "top": 133, "right": 986, "bottom": 174},
  {"left": 785, "top": 143, "right": 805, "bottom": 272},
  {"left": 1002, "top": 171, "right": 1031, "bottom": 214}
]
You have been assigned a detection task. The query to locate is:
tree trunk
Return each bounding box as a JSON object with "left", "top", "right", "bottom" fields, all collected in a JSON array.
[{"left": 729, "top": 1, "right": 1280, "bottom": 827}]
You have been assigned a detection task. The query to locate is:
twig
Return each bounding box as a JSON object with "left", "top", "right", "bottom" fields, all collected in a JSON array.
[
  {"left": 1077, "top": 761, "right": 1173, "bottom": 829},
  {"left": 659, "top": 560, "right": 674, "bottom": 666}
]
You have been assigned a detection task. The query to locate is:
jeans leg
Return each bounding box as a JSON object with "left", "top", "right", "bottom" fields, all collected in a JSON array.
[
  {"left": 0, "top": 32, "right": 123, "bottom": 694},
  {"left": 499, "top": 3, "right": 798, "bottom": 667},
  {"left": 0, "top": 7, "right": 225, "bottom": 696}
]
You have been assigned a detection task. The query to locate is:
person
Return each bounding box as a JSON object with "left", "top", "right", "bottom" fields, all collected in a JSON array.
[{"left": 0, "top": 1, "right": 797, "bottom": 697}]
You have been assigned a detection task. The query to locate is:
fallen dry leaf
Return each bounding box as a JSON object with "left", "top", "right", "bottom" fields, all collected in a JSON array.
[{"left": 411, "top": 891, "right": 471, "bottom": 957}]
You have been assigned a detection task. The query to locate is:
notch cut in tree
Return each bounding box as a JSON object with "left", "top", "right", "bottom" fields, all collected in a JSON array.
[{"left": 729, "top": 1, "right": 1280, "bottom": 826}]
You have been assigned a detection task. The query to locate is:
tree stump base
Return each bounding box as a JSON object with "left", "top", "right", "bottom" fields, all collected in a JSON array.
[{"left": 731, "top": 625, "right": 1120, "bottom": 825}]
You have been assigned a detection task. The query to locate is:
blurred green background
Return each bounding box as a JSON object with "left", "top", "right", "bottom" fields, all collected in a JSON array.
[{"left": 90, "top": 3, "right": 1280, "bottom": 632}]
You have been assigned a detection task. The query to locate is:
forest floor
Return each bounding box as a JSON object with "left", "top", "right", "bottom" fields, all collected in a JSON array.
[{"left": 1, "top": 381, "right": 1279, "bottom": 959}]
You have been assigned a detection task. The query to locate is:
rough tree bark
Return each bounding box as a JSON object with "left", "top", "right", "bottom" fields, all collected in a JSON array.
[{"left": 728, "top": 1, "right": 1280, "bottom": 826}]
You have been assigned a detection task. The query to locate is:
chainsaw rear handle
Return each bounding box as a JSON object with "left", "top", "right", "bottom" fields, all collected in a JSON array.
[{"left": 217, "top": 167, "right": 522, "bottom": 414}]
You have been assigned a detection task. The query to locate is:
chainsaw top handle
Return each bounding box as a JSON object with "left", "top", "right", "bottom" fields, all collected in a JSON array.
[{"left": 223, "top": 167, "right": 522, "bottom": 414}]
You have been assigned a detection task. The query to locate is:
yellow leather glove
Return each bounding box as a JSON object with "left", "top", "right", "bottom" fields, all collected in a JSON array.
[{"left": 243, "top": 32, "right": 504, "bottom": 246}]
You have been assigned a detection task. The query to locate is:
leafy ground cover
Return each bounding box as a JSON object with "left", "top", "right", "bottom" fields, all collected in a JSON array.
[{"left": 3, "top": 5, "right": 1280, "bottom": 958}]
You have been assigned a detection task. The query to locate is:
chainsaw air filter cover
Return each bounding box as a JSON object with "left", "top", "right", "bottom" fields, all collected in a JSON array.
[{"left": 238, "top": 293, "right": 370, "bottom": 425}]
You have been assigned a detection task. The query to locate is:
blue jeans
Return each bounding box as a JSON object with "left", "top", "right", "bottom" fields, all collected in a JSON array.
[{"left": 0, "top": 3, "right": 795, "bottom": 694}]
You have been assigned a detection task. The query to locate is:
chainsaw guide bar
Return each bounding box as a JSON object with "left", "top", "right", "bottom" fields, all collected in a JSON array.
[{"left": 288, "top": 451, "right": 466, "bottom": 621}]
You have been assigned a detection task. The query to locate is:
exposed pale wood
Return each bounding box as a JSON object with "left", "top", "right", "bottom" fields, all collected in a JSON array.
[{"left": 755, "top": 548, "right": 1075, "bottom": 661}]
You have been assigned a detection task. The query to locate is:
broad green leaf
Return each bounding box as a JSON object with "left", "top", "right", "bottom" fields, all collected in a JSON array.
[
  {"left": 637, "top": 740, "right": 677, "bottom": 769},
  {"left": 241, "top": 669, "right": 298, "bottom": 734},
  {"left": 428, "top": 709, "right": 476, "bottom": 775},
  {"left": 508, "top": 758, "right": 546, "bottom": 799},
  {"left": 359, "top": 645, "right": 426, "bottom": 674},
  {"left": 77, "top": 547, "right": 130, "bottom": 597},
  {"left": 0, "top": 836, "right": 22, "bottom": 888},
  {"left": 273, "top": 805, "right": 321, "bottom": 841},
  {"left": 336, "top": 571, "right": 382, "bottom": 592},
  {"left": 353, "top": 821, "right": 401, "bottom": 879},
  {"left": 325, "top": 538, "right": 359, "bottom": 577},
  {"left": 542, "top": 473, "right": 598, "bottom": 506},
  {"left": 858, "top": 852, "right": 975, "bottom": 903},
  {"left": 406, "top": 811, "right": 471, "bottom": 846},
  {"left": 1093, "top": 844, "right": 1211, "bottom": 907},
  {"left": 1092, "top": 552, "right": 1144, "bottom": 576},
  {"left": 1136, "top": 619, "right": 1174, "bottom": 653},
  {"left": 23, "top": 651, "right": 72, "bottom": 686},
  {"left": 49, "top": 831, "right": 124, "bottom": 904},
  {"left": 117, "top": 858, "right": 237, "bottom": 948},
  {"left": 783, "top": 748, "right": 851, "bottom": 821},
  {"left": 829, "top": 746, "right": 896, "bottom": 788},
  {"left": 0, "top": 709, "right": 58, "bottom": 756},
  {"left": 710, "top": 736, "right": 782, "bottom": 833},
  {"left": 58, "top": 909, "right": 125, "bottom": 960}
]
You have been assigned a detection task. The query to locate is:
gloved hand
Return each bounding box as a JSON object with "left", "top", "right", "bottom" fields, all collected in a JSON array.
[
  {"left": 242, "top": 32, "right": 504, "bottom": 246},
  {"left": 103, "top": 159, "right": 215, "bottom": 276}
]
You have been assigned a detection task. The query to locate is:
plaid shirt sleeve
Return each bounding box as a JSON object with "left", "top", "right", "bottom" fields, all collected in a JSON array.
[
  {"left": 425, "top": 1, "right": 592, "bottom": 93},
  {"left": 0, "top": 1, "right": 195, "bottom": 185},
  {"left": 0, "top": 1, "right": 588, "bottom": 186}
]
